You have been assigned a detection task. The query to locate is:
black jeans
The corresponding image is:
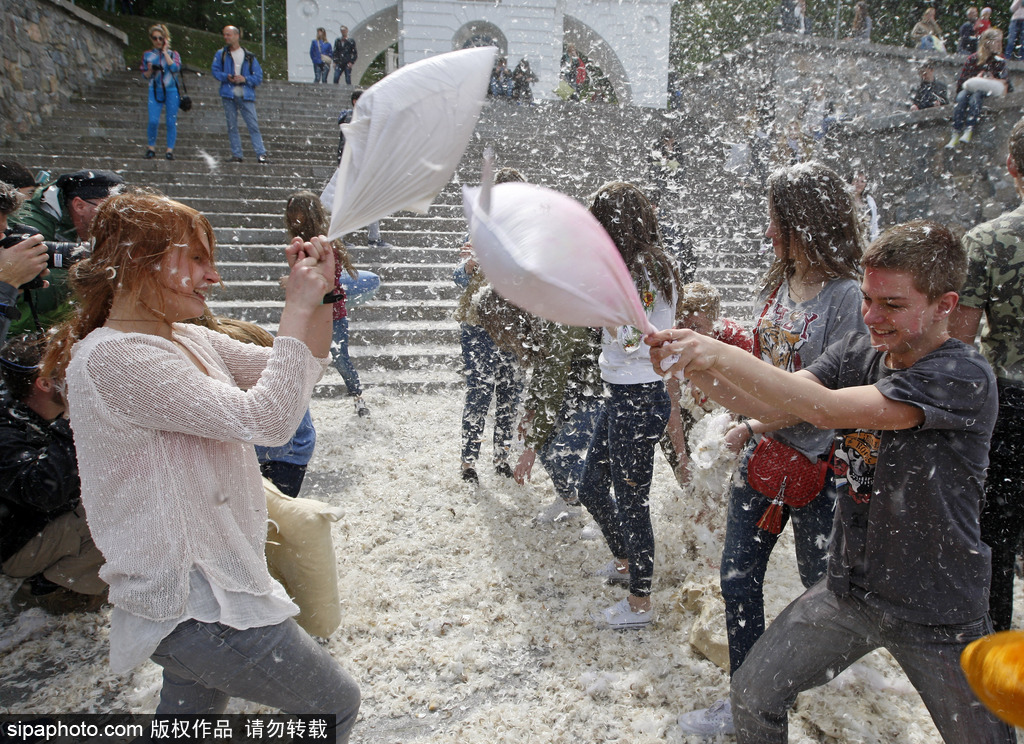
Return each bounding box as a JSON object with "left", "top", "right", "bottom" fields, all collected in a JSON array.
[
  {"left": 577, "top": 382, "right": 670, "bottom": 597},
  {"left": 982, "top": 380, "right": 1024, "bottom": 631}
]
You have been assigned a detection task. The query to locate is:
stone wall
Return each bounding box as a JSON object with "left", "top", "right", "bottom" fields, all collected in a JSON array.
[{"left": 1, "top": 0, "right": 127, "bottom": 145}]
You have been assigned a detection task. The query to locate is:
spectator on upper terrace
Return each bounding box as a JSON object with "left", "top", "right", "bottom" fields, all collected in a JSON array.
[
  {"left": 850, "top": 1, "right": 872, "bottom": 41},
  {"left": 310, "top": 27, "right": 332, "bottom": 84},
  {"left": 912, "top": 8, "right": 946, "bottom": 52},
  {"left": 778, "top": 0, "right": 813, "bottom": 34},
  {"left": 909, "top": 61, "right": 950, "bottom": 110},
  {"left": 960, "top": 7, "right": 981, "bottom": 53},
  {"left": 977, "top": 6, "right": 994, "bottom": 35},
  {"left": 332, "top": 26, "right": 357, "bottom": 86},
  {"left": 511, "top": 58, "right": 538, "bottom": 102},
  {"left": 489, "top": 57, "right": 513, "bottom": 98},
  {"left": 946, "top": 27, "right": 1009, "bottom": 148},
  {"left": 560, "top": 44, "right": 587, "bottom": 99},
  {"left": 1007, "top": 0, "right": 1024, "bottom": 59},
  {"left": 141, "top": 24, "right": 181, "bottom": 161},
  {"left": 212, "top": 25, "right": 269, "bottom": 165}
]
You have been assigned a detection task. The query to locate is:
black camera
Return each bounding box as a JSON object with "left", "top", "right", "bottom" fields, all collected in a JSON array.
[{"left": 0, "top": 233, "right": 91, "bottom": 290}]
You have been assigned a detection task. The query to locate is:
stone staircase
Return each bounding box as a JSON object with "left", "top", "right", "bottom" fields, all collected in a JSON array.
[{"left": 0, "top": 68, "right": 768, "bottom": 395}]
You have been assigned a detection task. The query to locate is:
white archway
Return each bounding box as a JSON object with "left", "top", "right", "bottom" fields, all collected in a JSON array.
[
  {"left": 563, "top": 14, "right": 632, "bottom": 105},
  {"left": 348, "top": 6, "right": 399, "bottom": 87}
]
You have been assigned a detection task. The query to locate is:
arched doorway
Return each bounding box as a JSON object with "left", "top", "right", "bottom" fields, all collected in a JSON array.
[
  {"left": 563, "top": 15, "right": 631, "bottom": 105},
  {"left": 452, "top": 21, "right": 508, "bottom": 55}
]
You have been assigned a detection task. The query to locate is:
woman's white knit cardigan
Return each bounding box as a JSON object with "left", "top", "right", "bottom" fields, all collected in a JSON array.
[{"left": 66, "top": 323, "right": 327, "bottom": 621}]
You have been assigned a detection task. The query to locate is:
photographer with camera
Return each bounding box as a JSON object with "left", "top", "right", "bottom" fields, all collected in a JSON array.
[
  {"left": 141, "top": 24, "right": 182, "bottom": 161},
  {"left": 0, "top": 182, "right": 47, "bottom": 345},
  {"left": 11, "top": 169, "right": 123, "bottom": 336},
  {"left": 0, "top": 334, "right": 105, "bottom": 614}
]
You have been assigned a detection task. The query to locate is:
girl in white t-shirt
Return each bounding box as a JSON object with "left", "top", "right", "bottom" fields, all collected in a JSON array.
[
  {"left": 578, "top": 181, "right": 681, "bottom": 629},
  {"left": 43, "top": 193, "right": 360, "bottom": 741}
]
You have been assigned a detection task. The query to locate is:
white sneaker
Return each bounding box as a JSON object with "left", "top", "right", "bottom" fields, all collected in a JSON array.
[
  {"left": 592, "top": 597, "right": 653, "bottom": 629},
  {"left": 594, "top": 559, "right": 630, "bottom": 585},
  {"left": 961, "top": 126, "right": 974, "bottom": 144},
  {"left": 677, "top": 699, "right": 735, "bottom": 736},
  {"left": 945, "top": 132, "right": 960, "bottom": 149},
  {"left": 535, "top": 497, "right": 581, "bottom": 524}
]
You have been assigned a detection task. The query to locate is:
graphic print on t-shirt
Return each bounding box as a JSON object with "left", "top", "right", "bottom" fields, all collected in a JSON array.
[
  {"left": 612, "top": 282, "right": 657, "bottom": 353},
  {"left": 757, "top": 300, "right": 820, "bottom": 371},
  {"left": 832, "top": 429, "right": 879, "bottom": 503}
]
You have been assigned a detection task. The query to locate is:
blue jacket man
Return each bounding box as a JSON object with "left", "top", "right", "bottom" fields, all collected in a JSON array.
[{"left": 211, "top": 25, "right": 268, "bottom": 163}]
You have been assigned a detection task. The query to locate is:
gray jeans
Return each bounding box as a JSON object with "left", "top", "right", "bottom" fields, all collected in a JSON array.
[
  {"left": 151, "top": 618, "right": 360, "bottom": 743},
  {"left": 731, "top": 581, "right": 1016, "bottom": 744}
]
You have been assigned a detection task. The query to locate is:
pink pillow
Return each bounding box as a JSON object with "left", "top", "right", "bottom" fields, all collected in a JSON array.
[{"left": 463, "top": 181, "right": 655, "bottom": 334}]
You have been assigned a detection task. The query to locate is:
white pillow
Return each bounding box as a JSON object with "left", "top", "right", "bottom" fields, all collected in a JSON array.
[{"left": 963, "top": 76, "right": 1006, "bottom": 97}]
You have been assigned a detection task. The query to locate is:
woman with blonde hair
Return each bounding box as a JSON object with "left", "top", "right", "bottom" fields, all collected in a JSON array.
[
  {"left": 310, "top": 27, "right": 333, "bottom": 83},
  {"left": 43, "top": 192, "right": 360, "bottom": 739},
  {"left": 912, "top": 7, "right": 946, "bottom": 50},
  {"left": 947, "top": 27, "right": 1009, "bottom": 147},
  {"left": 141, "top": 23, "right": 181, "bottom": 160},
  {"left": 851, "top": 1, "right": 872, "bottom": 41}
]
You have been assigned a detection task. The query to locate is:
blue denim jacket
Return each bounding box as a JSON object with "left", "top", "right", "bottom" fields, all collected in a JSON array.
[{"left": 212, "top": 46, "right": 262, "bottom": 101}]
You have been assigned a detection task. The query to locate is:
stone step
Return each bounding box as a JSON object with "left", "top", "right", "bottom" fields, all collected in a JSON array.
[
  {"left": 208, "top": 279, "right": 457, "bottom": 302},
  {"left": 206, "top": 299, "right": 457, "bottom": 325},
  {"left": 201, "top": 211, "right": 466, "bottom": 233},
  {"left": 213, "top": 242, "right": 455, "bottom": 263},
  {"left": 213, "top": 261, "right": 461, "bottom": 283},
  {"left": 313, "top": 367, "right": 463, "bottom": 397},
  {"left": 209, "top": 226, "right": 463, "bottom": 247}
]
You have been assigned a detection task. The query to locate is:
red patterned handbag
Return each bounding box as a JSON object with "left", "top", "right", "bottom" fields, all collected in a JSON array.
[{"left": 746, "top": 435, "right": 830, "bottom": 534}]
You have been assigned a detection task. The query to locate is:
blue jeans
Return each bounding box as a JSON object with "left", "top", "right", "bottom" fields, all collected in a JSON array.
[
  {"left": 537, "top": 393, "right": 602, "bottom": 503},
  {"left": 151, "top": 618, "right": 361, "bottom": 743},
  {"left": 721, "top": 442, "right": 835, "bottom": 675},
  {"left": 222, "top": 96, "right": 266, "bottom": 158},
  {"left": 1007, "top": 18, "right": 1024, "bottom": 59},
  {"left": 337, "top": 270, "right": 380, "bottom": 309},
  {"left": 460, "top": 323, "right": 523, "bottom": 465},
  {"left": 732, "top": 582, "right": 1016, "bottom": 744},
  {"left": 259, "top": 460, "right": 306, "bottom": 498},
  {"left": 952, "top": 88, "right": 987, "bottom": 133},
  {"left": 577, "top": 382, "right": 670, "bottom": 598},
  {"left": 333, "top": 64, "right": 352, "bottom": 85},
  {"left": 314, "top": 63, "right": 330, "bottom": 83},
  {"left": 331, "top": 318, "right": 361, "bottom": 397},
  {"left": 147, "top": 84, "right": 180, "bottom": 149}
]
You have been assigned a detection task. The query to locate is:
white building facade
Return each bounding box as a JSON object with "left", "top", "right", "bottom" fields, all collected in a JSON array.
[{"left": 286, "top": 0, "right": 672, "bottom": 108}]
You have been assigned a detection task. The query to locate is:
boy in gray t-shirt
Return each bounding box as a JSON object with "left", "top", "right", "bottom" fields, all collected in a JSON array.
[{"left": 648, "top": 221, "right": 1015, "bottom": 743}]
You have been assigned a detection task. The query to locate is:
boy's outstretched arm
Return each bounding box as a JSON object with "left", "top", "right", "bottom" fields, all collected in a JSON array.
[{"left": 647, "top": 329, "right": 924, "bottom": 432}]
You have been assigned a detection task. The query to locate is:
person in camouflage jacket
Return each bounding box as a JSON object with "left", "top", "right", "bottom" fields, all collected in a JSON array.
[{"left": 951, "top": 114, "right": 1024, "bottom": 632}]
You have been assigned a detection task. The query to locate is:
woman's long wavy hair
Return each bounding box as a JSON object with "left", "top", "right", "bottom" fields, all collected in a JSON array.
[
  {"left": 475, "top": 286, "right": 537, "bottom": 366},
  {"left": 589, "top": 181, "right": 680, "bottom": 304},
  {"left": 284, "top": 189, "right": 358, "bottom": 279},
  {"left": 285, "top": 190, "right": 329, "bottom": 240},
  {"left": 762, "top": 161, "right": 863, "bottom": 293},
  {"left": 978, "top": 27, "right": 1004, "bottom": 65},
  {"left": 42, "top": 192, "right": 216, "bottom": 381}
]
